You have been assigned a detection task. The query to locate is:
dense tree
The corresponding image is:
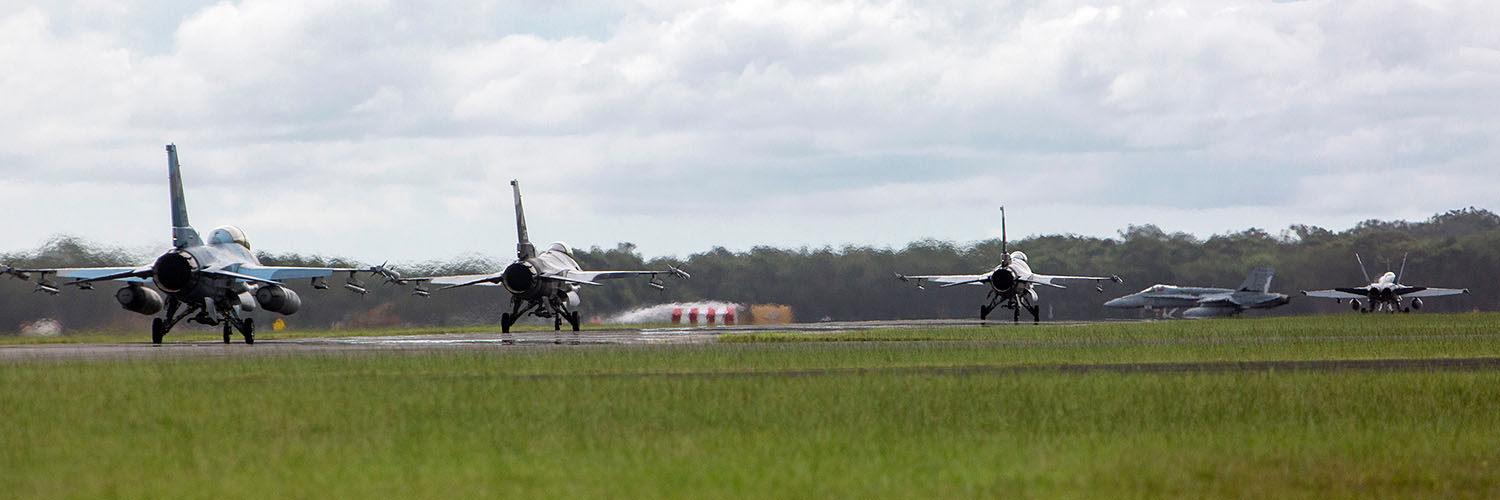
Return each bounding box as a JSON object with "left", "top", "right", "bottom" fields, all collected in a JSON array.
[{"left": 2, "top": 209, "right": 1496, "bottom": 334}]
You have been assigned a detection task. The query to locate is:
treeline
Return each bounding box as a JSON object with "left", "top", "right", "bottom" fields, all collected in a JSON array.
[{"left": 2, "top": 208, "right": 1497, "bottom": 334}]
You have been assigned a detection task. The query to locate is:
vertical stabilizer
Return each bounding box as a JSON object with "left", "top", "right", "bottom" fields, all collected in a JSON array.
[
  {"left": 1396, "top": 253, "right": 1408, "bottom": 283},
  {"left": 1238, "top": 267, "right": 1275, "bottom": 293},
  {"left": 166, "top": 145, "right": 202, "bottom": 248},
  {"left": 511, "top": 180, "right": 535, "bottom": 259},
  {"left": 1355, "top": 253, "right": 1372, "bottom": 283},
  {"left": 999, "top": 206, "right": 1009, "bottom": 266}
]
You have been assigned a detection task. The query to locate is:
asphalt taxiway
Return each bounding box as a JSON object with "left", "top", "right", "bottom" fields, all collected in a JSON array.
[{"left": 0, "top": 319, "right": 1004, "bottom": 362}]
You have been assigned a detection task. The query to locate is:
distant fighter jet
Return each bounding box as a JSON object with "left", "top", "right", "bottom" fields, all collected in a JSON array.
[
  {"left": 896, "top": 208, "right": 1122, "bottom": 323},
  {"left": 1301, "top": 253, "right": 1468, "bottom": 313},
  {"left": 400, "top": 180, "right": 688, "bottom": 333},
  {"left": 0, "top": 145, "right": 396, "bottom": 344},
  {"left": 1103, "top": 267, "right": 1290, "bottom": 319}
]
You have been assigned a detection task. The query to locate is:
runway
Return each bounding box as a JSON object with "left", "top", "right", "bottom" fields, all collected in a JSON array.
[
  {"left": 0, "top": 319, "right": 1001, "bottom": 362},
  {"left": 5, "top": 319, "right": 1500, "bottom": 375}
]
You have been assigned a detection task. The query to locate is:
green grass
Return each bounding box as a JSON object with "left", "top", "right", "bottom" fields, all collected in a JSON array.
[
  {"left": 2, "top": 352, "right": 1498, "bottom": 498},
  {"left": 5, "top": 314, "right": 1500, "bottom": 497}
]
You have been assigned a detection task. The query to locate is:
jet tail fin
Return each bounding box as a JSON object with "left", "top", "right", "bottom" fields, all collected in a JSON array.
[
  {"left": 166, "top": 144, "right": 202, "bottom": 248},
  {"left": 511, "top": 180, "right": 535, "bottom": 259},
  {"left": 1355, "top": 253, "right": 1371, "bottom": 283},
  {"left": 1238, "top": 267, "right": 1275, "bottom": 293}
]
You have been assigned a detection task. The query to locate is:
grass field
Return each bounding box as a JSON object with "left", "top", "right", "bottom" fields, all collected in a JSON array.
[{"left": 4, "top": 314, "right": 1500, "bottom": 498}]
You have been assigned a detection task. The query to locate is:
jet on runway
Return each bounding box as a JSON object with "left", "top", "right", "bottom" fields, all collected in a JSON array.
[
  {"left": 1301, "top": 253, "right": 1467, "bottom": 313},
  {"left": 896, "top": 208, "right": 1122, "bottom": 323},
  {"left": 399, "top": 180, "right": 688, "bottom": 333},
  {"left": 0, "top": 145, "right": 396, "bottom": 344},
  {"left": 1103, "top": 267, "right": 1290, "bottom": 319}
]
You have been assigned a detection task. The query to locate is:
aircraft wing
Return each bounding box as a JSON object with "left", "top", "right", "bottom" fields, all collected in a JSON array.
[
  {"left": 423, "top": 273, "right": 506, "bottom": 289},
  {"left": 1400, "top": 287, "right": 1469, "bottom": 298},
  {"left": 237, "top": 264, "right": 369, "bottom": 280},
  {"left": 2, "top": 265, "right": 154, "bottom": 286},
  {"left": 1301, "top": 289, "right": 1367, "bottom": 300},
  {"left": 1196, "top": 293, "right": 1239, "bottom": 307},
  {"left": 896, "top": 274, "right": 991, "bottom": 288},
  {"left": 231, "top": 261, "right": 402, "bottom": 283},
  {"left": 558, "top": 267, "right": 690, "bottom": 285},
  {"left": 1023, "top": 273, "right": 1124, "bottom": 289}
]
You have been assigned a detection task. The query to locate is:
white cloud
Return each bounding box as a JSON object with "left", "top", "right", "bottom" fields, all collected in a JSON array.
[{"left": 1, "top": 0, "right": 1498, "bottom": 262}]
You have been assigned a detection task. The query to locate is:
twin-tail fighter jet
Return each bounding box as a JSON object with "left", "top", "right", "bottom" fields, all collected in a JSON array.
[
  {"left": 1104, "top": 267, "right": 1290, "bottom": 318},
  {"left": 400, "top": 180, "right": 688, "bottom": 333},
  {"left": 896, "top": 208, "right": 1122, "bottom": 323},
  {"left": 0, "top": 145, "right": 397, "bottom": 344},
  {"left": 1301, "top": 254, "right": 1468, "bottom": 313}
]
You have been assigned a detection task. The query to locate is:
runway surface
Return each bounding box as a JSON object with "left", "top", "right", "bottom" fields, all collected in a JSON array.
[
  {"left": 4, "top": 319, "right": 1500, "bottom": 377},
  {"left": 0, "top": 319, "right": 999, "bottom": 362}
]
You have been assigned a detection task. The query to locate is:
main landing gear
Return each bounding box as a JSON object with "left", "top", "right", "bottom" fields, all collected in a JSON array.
[
  {"left": 500, "top": 296, "right": 582, "bottom": 333},
  {"left": 150, "top": 296, "right": 255, "bottom": 345},
  {"left": 979, "top": 290, "right": 1041, "bottom": 324}
]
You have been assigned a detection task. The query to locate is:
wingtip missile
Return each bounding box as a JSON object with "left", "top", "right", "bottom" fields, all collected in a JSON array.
[
  {"left": 668, "top": 265, "right": 691, "bottom": 280},
  {"left": 370, "top": 261, "right": 402, "bottom": 283}
]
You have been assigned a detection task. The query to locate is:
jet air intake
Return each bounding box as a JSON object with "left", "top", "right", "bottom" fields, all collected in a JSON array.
[
  {"left": 501, "top": 262, "right": 538, "bottom": 294},
  {"left": 255, "top": 285, "right": 303, "bottom": 315},
  {"left": 989, "top": 268, "right": 1016, "bottom": 292},
  {"left": 152, "top": 250, "right": 199, "bottom": 293}
]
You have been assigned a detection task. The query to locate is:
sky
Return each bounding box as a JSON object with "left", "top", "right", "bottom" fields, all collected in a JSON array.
[{"left": 2, "top": 0, "right": 1498, "bottom": 264}]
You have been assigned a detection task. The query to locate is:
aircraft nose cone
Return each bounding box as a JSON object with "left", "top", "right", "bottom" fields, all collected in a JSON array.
[{"left": 1104, "top": 296, "right": 1134, "bottom": 308}]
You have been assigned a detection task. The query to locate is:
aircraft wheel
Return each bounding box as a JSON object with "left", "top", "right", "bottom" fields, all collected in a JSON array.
[
  {"left": 571, "top": 312, "right": 581, "bottom": 332},
  {"left": 223, "top": 323, "right": 233, "bottom": 344},
  {"left": 1013, "top": 306, "right": 1020, "bottom": 324},
  {"left": 979, "top": 305, "right": 991, "bottom": 321},
  {"left": 152, "top": 318, "right": 166, "bottom": 344},
  {"left": 243, "top": 318, "right": 255, "bottom": 345},
  {"left": 501, "top": 313, "right": 512, "bottom": 334},
  {"left": 554, "top": 315, "right": 562, "bottom": 331}
]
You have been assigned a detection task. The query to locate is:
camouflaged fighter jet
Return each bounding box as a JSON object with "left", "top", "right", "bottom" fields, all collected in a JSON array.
[
  {"left": 896, "top": 208, "right": 1122, "bottom": 323},
  {"left": 1104, "top": 267, "right": 1290, "bottom": 319},
  {"left": 1301, "top": 253, "right": 1468, "bottom": 313},
  {"left": 399, "top": 180, "right": 688, "bottom": 333},
  {"left": 0, "top": 145, "right": 397, "bottom": 344}
]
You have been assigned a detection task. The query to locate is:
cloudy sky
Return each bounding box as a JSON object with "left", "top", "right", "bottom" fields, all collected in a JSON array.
[{"left": 2, "top": 0, "right": 1497, "bottom": 263}]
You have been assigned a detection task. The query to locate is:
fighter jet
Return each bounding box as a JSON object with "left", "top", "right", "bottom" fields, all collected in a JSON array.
[
  {"left": 0, "top": 145, "right": 396, "bottom": 344},
  {"left": 895, "top": 208, "right": 1122, "bottom": 323},
  {"left": 1103, "top": 267, "right": 1290, "bottom": 319},
  {"left": 1301, "top": 253, "right": 1468, "bottom": 313},
  {"left": 399, "top": 180, "right": 688, "bottom": 333}
]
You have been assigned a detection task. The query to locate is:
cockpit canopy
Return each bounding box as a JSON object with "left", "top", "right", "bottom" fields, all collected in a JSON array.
[
  {"left": 547, "top": 241, "right": 574, "bottom": 256},
  {"left": 1143, "top": 284, "right": 1174, "bottom": 294},
  {"left": 1009, "top": 251, "right": 1028, "bottom": 262},
  {"left": 207, "top": 225, "right": 250, "bottom": 250}
]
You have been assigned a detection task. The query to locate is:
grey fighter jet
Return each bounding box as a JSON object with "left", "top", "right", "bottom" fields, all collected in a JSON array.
[
  {"left": 1301, "top": 253, "right": 1468, "bottom": 313},
  {"left": 1103, "top": 267, "right": 1290, "bottom": 319},
  {"left": 896, "top": 208, "right": 1122, "bottom": 323},
  {"left": 401, "top": 180, "right": 688, "bottom": 333},
  {"left": 0, "top": 145, "right": 396, "bottom": 344}
]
